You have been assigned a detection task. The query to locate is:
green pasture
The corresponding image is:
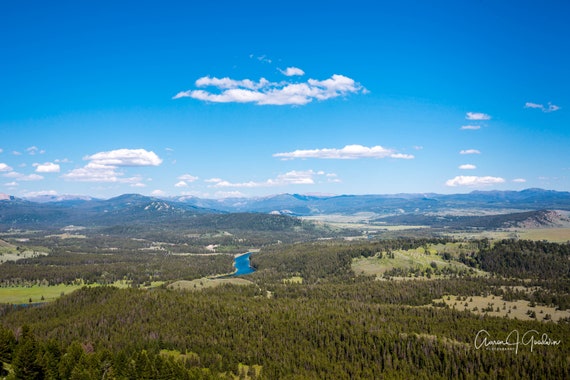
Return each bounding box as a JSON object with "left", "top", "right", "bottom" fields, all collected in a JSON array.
[{"left": 0, "top": 280, "right": 164, "bottom": 304}]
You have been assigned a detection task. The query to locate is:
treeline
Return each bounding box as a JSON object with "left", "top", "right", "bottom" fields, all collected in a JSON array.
[
  {"left": 476, "top": 239, "right": 570, "bottom": 279},
  {"left": 1, "top": 285, "right": 568, "bottom": 379},
  {"left": 251, "top": 238, "right": 453, "bottom": 283},
  {"left": 0, "top": 250, "right": 233, "bottom": 287},
  {"left": 374, "top": 210, "right": 554, "bottom": 229}
]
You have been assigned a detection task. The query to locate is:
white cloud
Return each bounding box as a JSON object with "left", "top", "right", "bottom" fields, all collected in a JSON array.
[
  {"left": 547, "top": 103, "right": 561, "bottom": 112},
  {"left": 460, "top": 149, "right": 481, "bottom": 155},
  {"left": 0, "top": 148, "right": 3, "bottom": 153},
  {"left": 458, "top": 164, "right": 477, "bottom": 170},
  {"left": 131, "top": 182, "right": 147, "bottom": 188},
  {"left": 251, "top": 54, "right": 272, "bottom": 64},
  {"left": 460, "top": 125, "right": 481, "bottom": 130},
  {"left": 22, "top": 190, "right": 58, "bottom": 197},
  {"left": 86, "top": 149, "right": 162, "bottom": 166},
  {"left": 445, "top": 175, "right": 505, "bottom": 187},
  {"left": 63, "top": 149, "right": 161, "bottom": 183},
  {"left": 389, "top": 153, "right": 415, "bottom": 159},
  {"left": 62, "top": 163, "right": 141, "bottom": 183},
  {"left": 524, "top": 102, "right": 543, "bottom": 109},
  {"left": 174, "top": 74, "right": 366, "bottom": 106},
  {"left": 3, "top": 172, "right": 44, "bottom": 181},
  {"left": 26, "top": 146, "right": 45, "bottom": 155},
  {"left": 4, "top": 182, "right": 18, "bottom": 187},
  {"left": 466, "top": 112, "right": 491, "bottom": 120},
  {"left": 34, "top": 162, "right": 61, "bottom": 173},
  {"left": 279, "top": 67, "right": 305, "bottom": 76},
  {"left": 178, "top": 174, "right": 198, "bottom": 182},
  {"left": 214, "top": 191, "right": 246, "bottom": 198},
  {"left": 273, "top": 144, "right": 413, "bottom": 160},
  {"left": 208, "top": 170, "right": 335, "bottom": 188},
  {"left": 0, "top": 163, "right": 13, "bottom": 172},
  {"left": 512, "top": 178, "right": 527, "bottom": 183},
  {"left": 12, "top": 151, "right": 22, "bottom": 156},
  {"left": 151, "top": 189, "right": 166, "bottom": 196},
  {"left": 524, "top": 102, "right": 560, "bottom": 113},
  {"left": 175, "top": 181, "right": 188, "bottom": 188}
]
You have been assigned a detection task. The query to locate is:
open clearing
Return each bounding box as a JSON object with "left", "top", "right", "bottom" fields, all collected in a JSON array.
[
  {"left": 0, "top": 283, "right": 85, "bottom": 304},
  {"left": 0, "top": 280, "right": 164, "bottom": 304},
  {"left": 432, "top": 294, "right": 570, "bottom": 322},
  {"left": 352, "top": 243, "right": 488, "bottom": 279},
  {"left": 512, "top": 228, "right": 570, "bottom": 242}
]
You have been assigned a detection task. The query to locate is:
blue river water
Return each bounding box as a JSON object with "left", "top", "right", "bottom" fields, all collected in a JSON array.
[{"left": 233, "top": 252, "right": 255, "bottom": 276}]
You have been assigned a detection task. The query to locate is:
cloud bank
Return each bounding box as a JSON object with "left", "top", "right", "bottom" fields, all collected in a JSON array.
[
  {"left": 273, "top": 144, "right": 414, "bottom": 160},
  {"left": 86, "top": 149, "right": 162, "bottom": 167},
  {"left": 207, "top": 170, "right": 335, "bottom": 188},
  {"left": 62, "top": 149, "right": 161, "bottom": 183},
  {"left": 445, "top": 175, "right": 505, "bottom": 187},
  {"left": 174, "top": 73, "right": 366, "bottom": 106}
]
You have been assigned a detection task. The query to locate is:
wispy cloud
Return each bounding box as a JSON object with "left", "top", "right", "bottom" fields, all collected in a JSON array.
[
  {"left": 178, "top": 174, "right": 198, "bottom": 182},
  {"left": 445, "top": 175, "right": 505, "bottom": 187},
  {"left": 62, "top": 163, "right": 141, "bottom": 183},
  {"left": 34, "top": 162, "right": 60, "bottom": 173},
  {"left": 22, "top": 190, "right": 58, "bottom": 198},
  {"left": 524, "top": 102, "right": 560, "bottom": 113},
  {"left": 207, "top": 170, "right": 335, "bottom": 188},
  {"left": 458, "top": 164, "right": 476, "bottom": 170},
  {"left": 3, "top": 171, "right": 44, "bottom": 181},
  {"left": 174, "top": 73, "right": 367, "bottom": 106},
  {"left": 0, "top": 163, "right": 13, "bottom": 172},
  {"left": 460, "top": 149, "right": 481, "bottom": 155},
  {"left": 460, "top": 125, "right": 481, "bottom": 130},
  {"left": 466, "top": 112, "right": 491, "bottom": 120},
  {"left": 512, "top": 178, "right": 527, "bottom": 183},
  {"left": 27, "top": 146, "right": 45, "bottom": 155},
  {"left": 279, "top": 67, "right": 305, "bottom": 76},
  {"left": 273, "top": 144, "right": 413, "bottom": 160},
  {"left": 62, "top": 149, "right": 161, "bottom": 183},
  {"left": 250, "top": 54, "right": 272, "bottom": 64}
]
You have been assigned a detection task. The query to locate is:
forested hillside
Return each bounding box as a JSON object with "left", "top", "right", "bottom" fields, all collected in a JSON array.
[{"left": 1, "top": 238, "right": 569, "bottom": 378}]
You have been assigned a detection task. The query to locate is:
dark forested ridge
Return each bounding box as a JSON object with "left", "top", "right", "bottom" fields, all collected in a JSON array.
[{"left": 374, "top": 209, "right": 568, "bottom": 229}]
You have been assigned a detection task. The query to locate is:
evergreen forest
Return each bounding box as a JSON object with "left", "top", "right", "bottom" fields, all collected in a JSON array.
[{"left": 1, "top": 231, "right": 569, "bottom": 379}]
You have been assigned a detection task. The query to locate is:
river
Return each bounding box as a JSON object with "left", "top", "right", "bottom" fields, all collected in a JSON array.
[{"left": 233, "top": 252, "right": 255, "bottom": 276}]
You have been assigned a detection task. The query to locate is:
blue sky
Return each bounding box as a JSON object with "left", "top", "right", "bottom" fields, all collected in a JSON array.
[{"left": 1, "top": 0, "right": 568, "bottom": 199}]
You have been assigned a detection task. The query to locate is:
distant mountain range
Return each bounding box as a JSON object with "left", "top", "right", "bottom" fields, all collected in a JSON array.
[
  {"left": 171, "top": 188, "right": 570, "bottom": 215},
  {"left": 1, "top": 189, "right": 569, "bottom": 230}
]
